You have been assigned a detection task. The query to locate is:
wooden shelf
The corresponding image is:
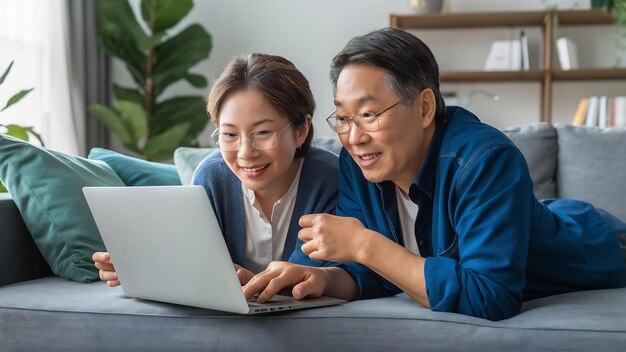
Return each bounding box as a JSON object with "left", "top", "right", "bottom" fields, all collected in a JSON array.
[
  {"left": 389, "top": 9, "right": 613, "bottom": 29},
  {"left": 552, "top": 68, "right": 626, "bottom": 80},
  {"left": 440, "top": 68, "right": 626, "bottom": 82},
  {"left": 441, "top": 70, "right": 545, "bottom": 82},
  {"left": 390, "top": 9, "right": 620, "bottom": 123}
]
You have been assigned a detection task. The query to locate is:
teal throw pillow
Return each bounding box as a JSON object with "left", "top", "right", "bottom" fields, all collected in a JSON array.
[
  {"left": 0, "top": 135, "right": 125, "bottom": 282},
  {"left": 173, "top": 147, "right": 216, "bottom": 185},
  {"left": 88, "top": 147, "right": 181, "bottom": 186}
]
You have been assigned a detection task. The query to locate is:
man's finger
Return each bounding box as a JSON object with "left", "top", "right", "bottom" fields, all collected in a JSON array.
[
  {"left": 292, "top": 276, "right": 323, "bottom": 300},
  {"left": 298, "top": 228, "right": 314, "bottom": 242},
  {"left": 255, "top": 275, "right": 291, "bottom": 303},
  {"left": 298, "top": 213, "right": 322, "bottom": 228}
]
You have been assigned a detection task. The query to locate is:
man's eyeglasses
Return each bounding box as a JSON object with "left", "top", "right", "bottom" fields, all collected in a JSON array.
[
  {"left": 211, "top": 121, "right": 293, "bottom": 152},
  {"left": 325, "top": 101, "right": 401, "bottom": 134}
]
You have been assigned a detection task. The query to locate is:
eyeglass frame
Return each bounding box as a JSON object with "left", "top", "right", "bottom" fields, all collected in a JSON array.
[
  {"left": 211, "top": 121, "right": 294, "bottom": 151},
  {"left": 325, "top": 101, "right": 402, "bottom": 134}
]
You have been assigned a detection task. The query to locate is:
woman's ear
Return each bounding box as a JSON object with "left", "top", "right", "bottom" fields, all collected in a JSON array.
[
  {"left": 295, "top": 115, "right": 312, "bottom": 147},
  {"left": 419, "top": 89, "right": 437, "bottom": 128}
]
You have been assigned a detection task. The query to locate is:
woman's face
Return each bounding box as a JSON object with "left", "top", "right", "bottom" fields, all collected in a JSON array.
[{"left": 216, "top": 89, "right": 309, "bottom": 198}]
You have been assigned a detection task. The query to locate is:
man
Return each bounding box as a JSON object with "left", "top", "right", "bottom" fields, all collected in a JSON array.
[{"left": 244, "top": 28, "right": 626, "bottom": 321}]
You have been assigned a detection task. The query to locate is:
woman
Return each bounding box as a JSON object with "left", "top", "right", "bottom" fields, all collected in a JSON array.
[{"left": 93, "top": 53, "right": 339, "bottom": 286}]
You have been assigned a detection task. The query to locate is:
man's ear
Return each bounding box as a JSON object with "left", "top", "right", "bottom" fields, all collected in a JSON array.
[
  {"left": 419, "top": 89, "right": 437, "bottom": 128},
  {"left": 296, "top": 115, "right": 312, "bottom": 146}
]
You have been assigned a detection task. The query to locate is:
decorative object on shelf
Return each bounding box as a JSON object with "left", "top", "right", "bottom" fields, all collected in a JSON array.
[
  {"left": 484, "top": 40, "right": 522, "bottom": 71},
  {"left": 89, "top": 0, "right": 212, "bottom": 161},
  {"left": 609, "top": 0, "right": 626, "bottom": 67},
  {"left": 556, "top": 37, "right": 579, "bottom": 70},
  {"left": 0, "top": 61, "right": 43, "bottom": 193},
  {"left": 409, "top": 0, "right": 443, "bottom": 13}
]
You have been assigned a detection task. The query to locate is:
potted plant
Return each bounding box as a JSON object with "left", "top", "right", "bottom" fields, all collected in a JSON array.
[
  {"left": 0, "top": 61, "right": 42, "bottom": 193},
  {"left": 89, "top": 0, "right": 212, "bottom": 161}
]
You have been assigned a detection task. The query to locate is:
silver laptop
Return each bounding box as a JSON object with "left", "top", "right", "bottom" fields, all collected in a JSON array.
[{"left": 82, "top": 185, "right": 346, "bottom": 314}]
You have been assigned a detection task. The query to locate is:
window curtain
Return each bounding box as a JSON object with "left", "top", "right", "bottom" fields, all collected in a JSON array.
[
  {"left": 67, "top": 0, "right": 110, "bottom": 154},
  {"left": 0, "top": 0, "right": 109, "bottom": 156}
]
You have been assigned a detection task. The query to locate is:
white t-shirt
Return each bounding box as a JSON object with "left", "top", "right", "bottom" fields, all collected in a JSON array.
[
  {"left": 241, "top": 160, "right": 303, "bottom": 273},
  {"left": 395, "top": 186, "right": 420, "bottom": 256}
]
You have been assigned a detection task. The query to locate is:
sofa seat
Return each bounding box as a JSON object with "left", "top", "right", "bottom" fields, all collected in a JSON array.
[{"left": 1, "top": 277, "right": 624, "bottom": 351}]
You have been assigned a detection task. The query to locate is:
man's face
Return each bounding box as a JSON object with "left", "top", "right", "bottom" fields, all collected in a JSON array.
[{"left": 334, "top": 63, "right": 435, "bottom": 189}]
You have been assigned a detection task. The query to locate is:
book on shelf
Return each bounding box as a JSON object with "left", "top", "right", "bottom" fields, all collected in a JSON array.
[
  {"left": 598, "top": 96, "right": 608, "bottom": 128},
  {"left": 484, "top": 40, "right": 521, "bottom": 71},
  {"left": 571, "top": 98, "right": 589, "bottom": 126},
  {"left": 616, "top": 97, "right": 626, "bottom": 128},
  {"left": 556, "top": 37, "right": 579, "bottom": 70},
  {"left": 573, "top": 96, "right": 626, "bottom": 128},
  {"left": 585, "top": 96, "right": 599, "bottom": 127}
]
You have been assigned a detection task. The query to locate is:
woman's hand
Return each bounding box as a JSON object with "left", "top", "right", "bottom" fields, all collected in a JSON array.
[{"left": 92, "top": 252, "right": 120, "bottom": 287}]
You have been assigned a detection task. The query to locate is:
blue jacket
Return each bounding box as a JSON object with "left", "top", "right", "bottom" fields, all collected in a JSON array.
[
  {"left": 192, "top": 147, "right": 339, "bottom": 267},
  {"left": 333, "top": 106, "right": 626, "bottom": 321}
]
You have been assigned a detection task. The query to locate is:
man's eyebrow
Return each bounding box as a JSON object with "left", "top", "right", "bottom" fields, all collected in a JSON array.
[{"left": 333, "top": 95, "right": 379, "bottom": 107}]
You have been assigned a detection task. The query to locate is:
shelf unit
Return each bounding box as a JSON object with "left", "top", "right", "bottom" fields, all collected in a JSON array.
[{"left": 390, "top": 9, "right": 626, "bottom": 123}]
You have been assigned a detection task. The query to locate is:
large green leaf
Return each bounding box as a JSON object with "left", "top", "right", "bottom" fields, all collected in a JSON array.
[
  {"left": 152, "top": 96, "right": 208, "bottom": 145},
  {"left": 113, "top": 84, "right": 144, "bottom": 106},
  {"left": 88, "top": 104, "right": 136, "bottom": 151},
  {"left": 0, "top": 61, "right": 13, "bottom": 85},
  {"left": 143, "top": 123, "right": 189, "bottom": 161},
  {"left": 184, "top": 73, "right": 208, "bottom": 88},
  {"left": 96, "top": 0, "right": 148, "bottom": 85},
  {"left": 152, "top": 24, "right": 212, "bottom": 96},
  {"left": 141, "top": 0, "right": 193, "bottom": 33},
  {"left": 0, "top": 181, "right": 6, "bottom": 193},
  {"left": 113, "top": 100, "right": 148, "bottom": 141},
  {"left": 1, "top": 89, "right": 34, "bottom": 112},
  {"left": 3, "top": 124, "right": 29, "bottom": 141}
]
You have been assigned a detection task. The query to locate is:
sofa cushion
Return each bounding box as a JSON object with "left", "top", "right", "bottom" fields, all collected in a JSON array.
[
  {"left": 556, "top": 124, "right": 626, "bottom": 221},
  {"left": 0, "top": 194, "right": 52, "bottom": 287},
  {"left": 502, "top": 123, "right": 557, "bottom": 199},
  {"left": 0, "top": 135, "right": 125, "bottom": 282},
  {"left": 88, "top": 147, "right": 181, "bottom": 186},
  {"left": 173, "top": 147, "right": 216, "bottom": 185},
  {"left": 0, "top": 277, "right": 625, "bottom": 351}
]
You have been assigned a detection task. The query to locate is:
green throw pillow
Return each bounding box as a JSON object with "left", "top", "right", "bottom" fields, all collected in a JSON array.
[
  {"left": 88, "top": 147, "right": 181, "bottom": 186},
  {"left": 0, "top": 135, "right": 125, "bottom": 282},
  {"left": 173, "top": 147, "right": 216, "bottom": 185}
]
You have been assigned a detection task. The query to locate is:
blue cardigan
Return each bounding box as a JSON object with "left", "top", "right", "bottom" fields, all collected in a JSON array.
[
  {"left": 334, "top": 106, "right": 626, "bottom": 321},
  {"left": 191, "top": 147, "right": 339, "bottom": 267}
]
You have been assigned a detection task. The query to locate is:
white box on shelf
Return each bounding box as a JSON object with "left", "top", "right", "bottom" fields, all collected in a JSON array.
[
  {"left": 556, "top": 37, "right": 579, "bottom": 70},
  {"left": 484, "top": 40, "right": 521, "bottom": 71}
]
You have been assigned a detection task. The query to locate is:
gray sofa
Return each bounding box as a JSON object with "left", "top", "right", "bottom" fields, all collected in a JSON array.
[{"left": 1, "top": 124, "right": 625, "bottom": 351}]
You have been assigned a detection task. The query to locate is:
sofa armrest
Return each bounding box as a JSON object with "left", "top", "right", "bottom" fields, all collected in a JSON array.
[{"left": 0, "top": 193, "right": 52, "bottom": 287}]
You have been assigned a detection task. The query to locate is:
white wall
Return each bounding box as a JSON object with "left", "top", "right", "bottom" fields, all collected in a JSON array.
[{"left": 112, "top": 0, "right": 626, "bottom": 146}]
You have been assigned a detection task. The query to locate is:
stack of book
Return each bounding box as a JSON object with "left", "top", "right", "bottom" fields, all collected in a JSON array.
[
  {"left": 484, "top": 30, "right": 530, "bottom": 71},
  {"left": 571, "top": 96, "right": 626, "bottom": 128}
]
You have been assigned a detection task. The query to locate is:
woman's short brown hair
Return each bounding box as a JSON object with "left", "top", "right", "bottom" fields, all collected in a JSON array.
[{"left": 207, "top": 53, "right": 315, "bottom": 158}]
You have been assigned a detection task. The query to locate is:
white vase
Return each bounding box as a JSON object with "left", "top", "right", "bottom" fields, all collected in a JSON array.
[{"left": 409, "top": 0, "right": 444, "bottom": 13}]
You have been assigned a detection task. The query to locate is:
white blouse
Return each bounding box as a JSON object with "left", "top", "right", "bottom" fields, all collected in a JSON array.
[{"left": 241, "top": 159, "right": 303, "bottom": 273}]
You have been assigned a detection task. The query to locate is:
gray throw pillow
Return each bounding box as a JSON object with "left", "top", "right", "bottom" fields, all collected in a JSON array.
[
  {"left": 555, "top": 124, "right": 626, "bottom": 221},
  {"left": 503, "top": 123, "right": 557, "bottom": 199},
  {"left": 173, "top": 147, "right": 216, "bottom": 185}
]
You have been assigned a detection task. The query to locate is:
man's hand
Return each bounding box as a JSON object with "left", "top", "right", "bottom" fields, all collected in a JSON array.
[
  {"left": 242, "top": 261, "right": 329, "bottom": 303},
  {"left": 234, "top": 264, "right": 255, "bottom": 285},
  {"left": 92, "top": 252, "right": 120, "bottom": 287},
  {"left": 298, "top": 214, "right": 372, "bottom": 263}
]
